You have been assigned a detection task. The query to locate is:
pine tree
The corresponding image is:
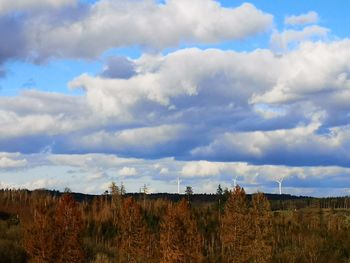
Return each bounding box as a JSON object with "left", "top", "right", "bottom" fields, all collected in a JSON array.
[
  {"left": 110, "top": 181, "right": 123, "bottom": 226},
  {"left": 160, "top": 199, "right": 203, "bottom": 263},
  {"left": 118, "top": 197, "right": 149, "bottom": 263},
  {"left": 220, "top": 186, "right": 251, "bottom": 263},
  {"left": 24, "top": 196, "right": 57, "bottom": 263},
  {"left": 54, "top": 194, "right": 85, "bottom": 263},
  {"left": 250, "top": 192, "right": 273, "bottom": 263},
  {"left": 216, "top": 185, "right": 223, "bottom": 196},
  {"left": 24, "top": 194, "right": 84, "bottom": 263}
]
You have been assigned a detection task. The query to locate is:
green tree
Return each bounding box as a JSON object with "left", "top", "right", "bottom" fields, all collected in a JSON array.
[{"left": 216, "top": 185, "right": 223, "bottom": 196}]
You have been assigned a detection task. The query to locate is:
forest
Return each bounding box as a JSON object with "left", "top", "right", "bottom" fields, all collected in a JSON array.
[{"left": 0, "top": 184, "right": 350, "bottom": 263}]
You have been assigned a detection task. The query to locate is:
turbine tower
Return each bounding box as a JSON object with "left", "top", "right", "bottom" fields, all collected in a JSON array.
[
  {"left": 275, "top": 177, "right": 284, "bottom": 195},
  {"left": 177, "top": 175, "right": 181, "bottom": 194},
  {"left": 233, "top": 175, "right": 238, "bottom": 188}
]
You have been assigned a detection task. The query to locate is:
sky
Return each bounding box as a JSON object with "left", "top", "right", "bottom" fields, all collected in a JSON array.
[{"left": 1, "top": 0, "right": 350, "bottom": 196}]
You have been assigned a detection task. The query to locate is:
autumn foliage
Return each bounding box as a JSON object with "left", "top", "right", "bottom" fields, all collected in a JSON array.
[
  {"left": 160, "top": 199, "right": 202, "bottom": 263},
  {"left": 24, "top": 194, "right": 84, "bottom": 263},
  {"left": 0, "top": 186, "right": 350, "bottom": 262}
]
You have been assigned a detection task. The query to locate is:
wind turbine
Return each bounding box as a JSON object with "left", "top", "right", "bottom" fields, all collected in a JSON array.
[
  {"left": 275, "top": 176, "right": 284, "bottom": 195},
  {"left": 177, "top": 175, "right": 181, "bottom": 194},
  {"left": 233, "top": 175, "right": 238, "bottom": 188}
]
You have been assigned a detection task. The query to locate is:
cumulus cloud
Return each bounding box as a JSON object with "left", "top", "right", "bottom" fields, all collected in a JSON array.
[
  {"left": 118, "top": 167, "right": 137, "bottom": 177},
  {"left": 0, "top": 90, "right": 95, "bottom": 140},
  {"left": 2, "top": 39, "right": 350, "bottom": 164},
  {"left": 179, "top": 160, "right": 350, "bottom": 186},
  {"left": 0, "top": 150, "right": 348, "bottom": 195},
  {"left": 101, "top": 56, "right": 136, "bottom": 79},
  {"left": 0, "top": 15, "right": 27, "bottom": 64},
  {"left": 47, "top": 153, "right": 141, "bottom": 168},
  {"left": 0, "top": 0, "right": 273, "bottom": 66},
  {"left": 69, "top": 125, "right": 187, "bottom": 157},
  {"left": 72, "top": 40, "right": 350, "bottom": 130},
  {"left": 26, "top": 1, "right": 272, "bottom": 59},
  {"left": 253, "top": 40, "right": 350, "bottom": 107},
  {"left": 0, "top": 0, "right": 77, "bottom": 15},
  {"left": 0, "top": 152, "right": 27, "bottom": 169},
  {"left": 270, "top": 25, "right": 329, "bottom": 51},
  {"left": 285, "top": 11, "right": 319, "bottom": 26},
  {"left": 191, "top": 114, "right": 350, "bottom": 167},
  {"left": 181, "top": 161, "right": 223, "bottom": 177},
  {"left": 2, "top": 152, "right": 349, "bottom": 195},
  {"left": 69, "top": 48, "right": 278, "bottom": 120},
  {"left": 2, "top": 2, "right": 350, "bottom": 196}
]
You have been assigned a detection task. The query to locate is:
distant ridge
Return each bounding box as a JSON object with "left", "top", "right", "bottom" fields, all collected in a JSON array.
[{"left": 8, "top": 188, "right": 313, "bottom": 203}]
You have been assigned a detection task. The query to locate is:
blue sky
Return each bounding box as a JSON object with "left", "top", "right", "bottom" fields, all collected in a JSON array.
[{"left": 0, "top": 0, "right": 350, "bottom": 196}]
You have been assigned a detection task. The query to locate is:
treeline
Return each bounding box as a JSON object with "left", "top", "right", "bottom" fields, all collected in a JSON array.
[{"left": 0, "top": 186, "right": 349, "bottom": 262}]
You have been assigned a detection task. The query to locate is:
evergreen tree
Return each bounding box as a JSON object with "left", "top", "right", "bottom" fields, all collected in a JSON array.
[
  {"left": 24, "top": 196, "right": 57, "bottom": 263},
  {"left": 216, "top": 185, "right": 223, "bottom": 196},
  {"left": 54, "top": 194, "right": 85, "bottom": 263},
  {"left": 24, "top": 194, "right": 84, "bottom": 263},
  {"left": 118, "top": 197, "right": 150, "bottom": 263},
  {"left": 160, "top": 199, "right": 203, "bottom": 263},
  {"left": 220, "top": 186, "right": 251, "bottom": 263},
  {"left": 250, "top": 192, "right": 273, "bottom": 263}
]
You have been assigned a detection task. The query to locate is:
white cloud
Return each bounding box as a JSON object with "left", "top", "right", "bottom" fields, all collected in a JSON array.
[
  {"left": 2, "top": 2, "right": 350, "bottom": 196},
  {"left": 87, "top": 171, "right": 108, "bottom": 181},
  {"left": 0, "top": 152, "right": 21, "bottom": 158},
  {"left": 0, "top": 90, "right": 87, "bottom": 115},
  {"left": 71, "top": 40, "right": 350, "bottom": 130},
  {"left": 47, "top": 154, "right": 140, "bottom": 168},
  {"left": 118, "top": 167, "right": 137, "bottom": 177},
  {"left": 26, "top": 1, "right": 272, "bottom": 58},
  {"left": 0, "top": 110, "right": 69, "bottom": 138},
  {"left": 181, "top": 161, "right": 223, "bottom": 177},
  {"left": 0, "top": 0, "right": 76, "bottom": 14},
  {"left": 2, "top": 152, "right": 350, "bottom": 195},
  {"left": 34, "top": 135, "right": 350, "bottom": 186},
  {"left": 23, "top": 178, "right": 63, "bottom": 190},
  {"left": 73, "top": 124, "right": 185, "bottom": 151},
  {"left": 270, "top": 25, "right": 329, "bottom": 51},
  {"left": 285, "top": 11, "right": 319, "bottom": 26},
  {"left": 0, "top": 90, "right": 96, "bottom": 139},
  {"left": 159, "top": 167, "right": 169, "bottom": 175},
  {"left": 191, "top": 113, "right": 350, "bottom": 166},
  {"left": 69, "top": 48, "right": 279, "bottom": 119},
  {"left": 253, "top": 104, "right": 286, "bottom": 119},
  {"left": 2, "top": 41, "right": 350, "bottom": 171},
  {"left": 253, "top": 40, "right": 350, "bottom": 105},
  {"left": 0, "top": 152, "right": 27, "bottom": 169}
]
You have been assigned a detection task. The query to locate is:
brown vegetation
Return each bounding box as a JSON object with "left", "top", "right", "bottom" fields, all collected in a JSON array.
[{"left": 0, "top": 186, "right": 349, "bottom": 262}]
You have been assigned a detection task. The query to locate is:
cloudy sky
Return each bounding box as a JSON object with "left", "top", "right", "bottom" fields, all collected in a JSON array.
[{"left": 1, "top": 0, "right": 350, "bottom": 196}]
